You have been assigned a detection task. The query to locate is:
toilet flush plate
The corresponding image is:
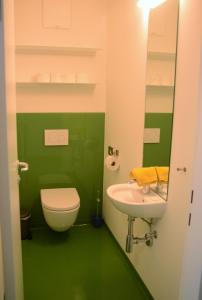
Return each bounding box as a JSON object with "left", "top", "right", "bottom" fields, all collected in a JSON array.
[{"left": 44, "top": 129, "right": 69, "bottom": 146}]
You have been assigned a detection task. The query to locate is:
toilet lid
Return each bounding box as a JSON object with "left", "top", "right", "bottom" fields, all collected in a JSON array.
[{"left": 41, "top": 188, "right": 80, "bottom": 211}]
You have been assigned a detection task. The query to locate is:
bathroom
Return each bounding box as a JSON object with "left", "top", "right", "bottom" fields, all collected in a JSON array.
[{"left": 0, "top": 0, "right": 202, "bottom": 300}]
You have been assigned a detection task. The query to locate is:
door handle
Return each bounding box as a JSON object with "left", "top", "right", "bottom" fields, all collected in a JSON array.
[
  {"left": 177, "top": 167, "right": 187, "bottom": 173},
  {"left": 17, "top": 160, "right": 29, "bottom": 172}
]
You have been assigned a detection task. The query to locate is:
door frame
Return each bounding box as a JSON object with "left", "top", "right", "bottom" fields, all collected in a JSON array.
[{"left": 0, "top": 0, "right": 24, "bottom": 299}]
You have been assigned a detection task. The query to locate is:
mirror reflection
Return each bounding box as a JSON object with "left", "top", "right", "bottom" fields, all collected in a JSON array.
[{"left": 143, "top": 0, "right": 179, "bottom": 199}]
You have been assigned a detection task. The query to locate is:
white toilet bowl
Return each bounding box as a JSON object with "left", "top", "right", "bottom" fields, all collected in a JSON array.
[{"left": 40, "top": 188, "right": 80, "bottom": 232}]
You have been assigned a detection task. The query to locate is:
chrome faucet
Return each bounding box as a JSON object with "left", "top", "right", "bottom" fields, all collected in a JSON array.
[{"left": 156, "top": 181, "right": 163, "bottom": 193}]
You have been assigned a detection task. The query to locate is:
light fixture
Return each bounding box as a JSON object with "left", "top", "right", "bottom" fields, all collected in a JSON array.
[{"left": 137, "top": 0, "right": 166, "bottom": 9}]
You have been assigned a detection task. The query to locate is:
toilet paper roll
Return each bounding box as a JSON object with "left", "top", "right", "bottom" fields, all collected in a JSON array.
[{"left": 104, "top": 155, "right": 120, "bottom": 171}]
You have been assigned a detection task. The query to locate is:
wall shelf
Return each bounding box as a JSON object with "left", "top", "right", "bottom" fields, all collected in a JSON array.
[
  {"left": 15, "top": 45, "right": 100, "bottom": 56},
  {"left": 146, "top": 84, "right": 174, "bottom": 89},
  {"left": 148, "top": 51, "right": 176, "bottom": 60},
  {"left": 16, "top": 81, "right": 96, "bottom": 87}
]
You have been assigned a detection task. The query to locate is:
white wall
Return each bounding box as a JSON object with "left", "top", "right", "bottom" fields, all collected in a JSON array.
[
  {"left": 103, "top": 0, "right": 148, "bottom": 179},
  {"left": 14, "top": 0, "right": 106, "bottom": 113},
  {"left": 103, "top": 1, "right": 202, "bottom": 300},
  {"left": 103, "top": 0, "right": 148, "bottom": 276}
]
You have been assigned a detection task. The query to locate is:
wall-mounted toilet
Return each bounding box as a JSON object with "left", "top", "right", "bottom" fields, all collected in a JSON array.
[{"left": 40, "top": 188, "right": 80, "bottom": 232}]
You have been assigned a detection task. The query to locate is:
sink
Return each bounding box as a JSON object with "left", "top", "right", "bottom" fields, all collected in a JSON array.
[{"left": 107, "top": 183, "right": 166, "bottom": 218}]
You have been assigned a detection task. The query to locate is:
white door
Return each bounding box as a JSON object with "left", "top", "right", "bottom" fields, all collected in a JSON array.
[{"left": 0, "top": 0, "right": 24, "bottom": 299}]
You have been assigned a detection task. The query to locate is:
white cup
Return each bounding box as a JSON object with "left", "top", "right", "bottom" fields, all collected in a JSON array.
[{"left": 51, "top": 72, "right": 63, "bottom": 83}]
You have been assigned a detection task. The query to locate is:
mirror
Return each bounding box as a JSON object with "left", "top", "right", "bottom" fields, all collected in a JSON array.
[{"left": 143, "top": 0, "right": 179, "bottom": 199}]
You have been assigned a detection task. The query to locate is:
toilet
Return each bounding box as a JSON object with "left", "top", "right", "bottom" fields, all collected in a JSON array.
[{"left": 40, "top": 188, "right": 80, "bottom": 232}]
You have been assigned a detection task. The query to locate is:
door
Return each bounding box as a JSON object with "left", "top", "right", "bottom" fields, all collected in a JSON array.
[{"left": 0, "top": 0, "right": 24, "bottom": 299}]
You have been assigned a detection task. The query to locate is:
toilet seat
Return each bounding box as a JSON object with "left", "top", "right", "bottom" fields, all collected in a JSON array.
[{"left": 41, "top": 188, "right": 80, "bottom": 211}]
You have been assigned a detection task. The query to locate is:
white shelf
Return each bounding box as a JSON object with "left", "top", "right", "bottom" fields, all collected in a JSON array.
[
  {"left": 146, "top": 84, "right": 174, "bottom": 89},
  {"left": 148, "top": 51, "right": 176, "bottom": 60},
  {"left": 16, "top": 81, "right": 96, "bottom": 87},
  {"left": 15, "top": 45, "right": 99, "bottom": 56}
]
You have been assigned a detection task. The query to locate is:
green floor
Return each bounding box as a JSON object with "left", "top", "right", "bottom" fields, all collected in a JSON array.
[{"left": 22, "top": 224, "right": 153, "bottom": 300}]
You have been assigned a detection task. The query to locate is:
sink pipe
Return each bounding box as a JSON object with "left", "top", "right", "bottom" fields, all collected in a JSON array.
[{"left": 126, "top": 216, "right": 157, "bottom": 253}]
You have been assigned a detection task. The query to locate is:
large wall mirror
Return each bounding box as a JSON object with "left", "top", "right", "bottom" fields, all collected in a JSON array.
[{"left": 143, "top": 0, "right": 179, "bottom": 199}]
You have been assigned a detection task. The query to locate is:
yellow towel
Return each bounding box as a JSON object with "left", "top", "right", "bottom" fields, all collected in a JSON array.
[
  {"left": 155, "top": 166, "right": 169, "bottom": 183},
  {"left": 130, "top": 167, "right": 158, "bottom": 186}
]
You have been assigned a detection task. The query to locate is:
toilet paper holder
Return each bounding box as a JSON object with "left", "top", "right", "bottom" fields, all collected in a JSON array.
[
  {"left": 105, "top": 147, "right": 120, "bottom": 171},
  {"left": 108, "top": 146, "right": 119, "bottom": 157}
]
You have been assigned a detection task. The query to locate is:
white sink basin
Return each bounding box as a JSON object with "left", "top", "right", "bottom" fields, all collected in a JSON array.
[{"left": 107, "top": 183, "right": 166, "bottom": 218}]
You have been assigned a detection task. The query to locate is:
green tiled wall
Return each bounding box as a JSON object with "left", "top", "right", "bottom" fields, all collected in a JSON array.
[
  {"left": 17, "top": 113, "right": 105, "bottom": 227},
  {"left": 143, "top": 113, "right": 173, "bottom": 167}
]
